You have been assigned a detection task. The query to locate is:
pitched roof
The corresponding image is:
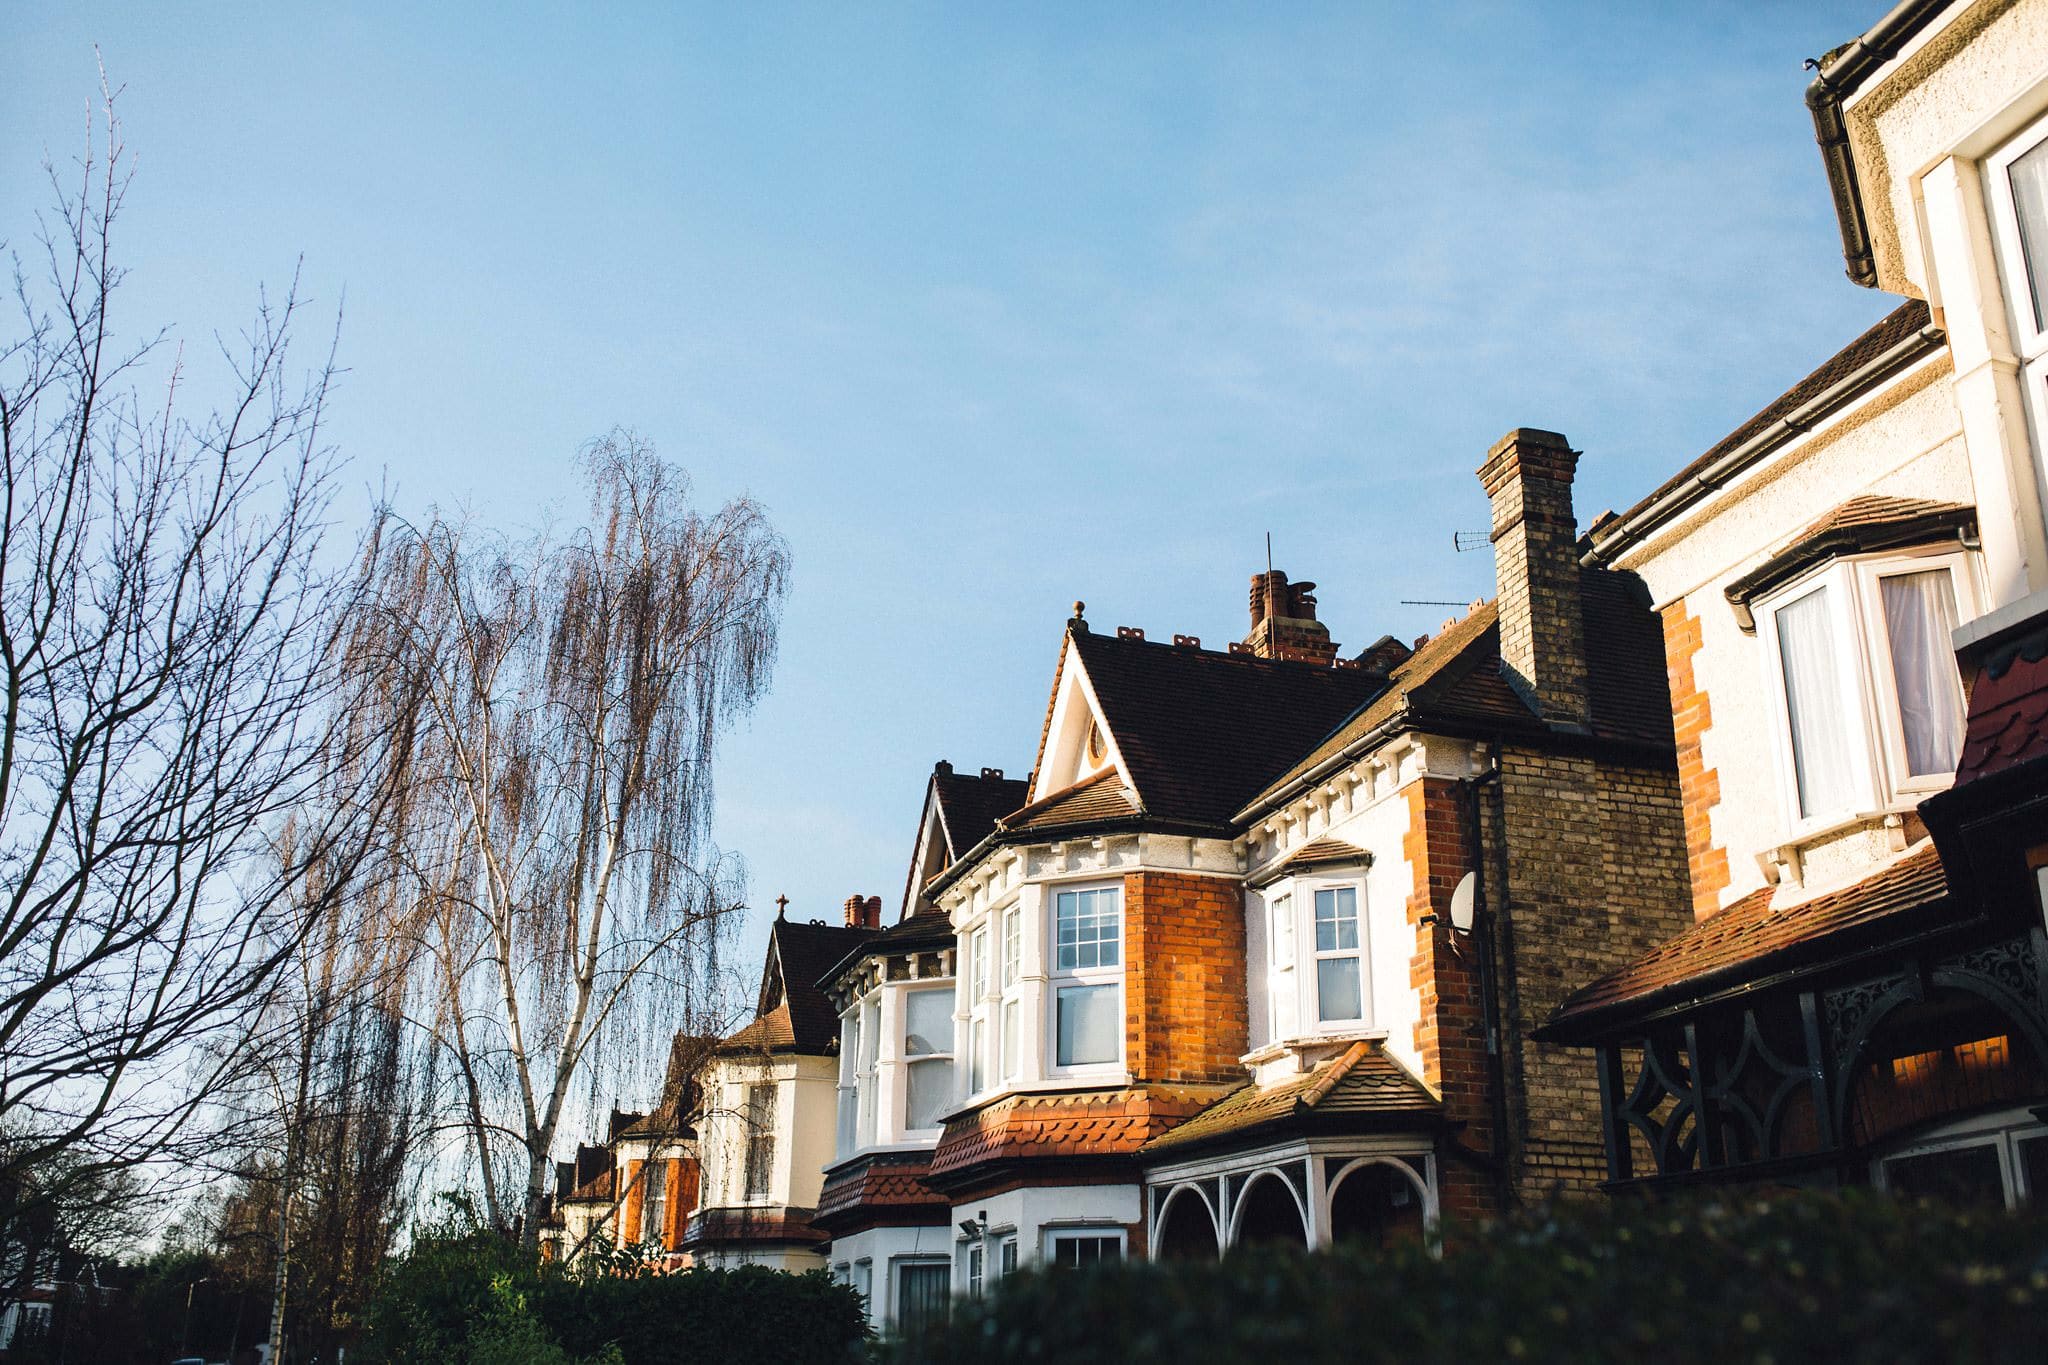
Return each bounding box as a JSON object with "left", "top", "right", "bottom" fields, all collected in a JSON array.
[
  {"left": 1955, "top": 624, "right": 2048, "bottom": 786},
  {"left": 815, "top": 908, "right": 958, "bottom": 997},
  {"left": 1064, "top": 628, "right": 1384, "bottom": 830},
  {"left": 1141, "top": 1041, "right": 1440, "bottom": 1157},
  {"left": 1724, "top": 495, "right": 1976, "bottom": 625},
  {"left": 1588, "top": 302, "right": 1941, "bottom": 563},
  {"left": 815, "top": 1153, "right": 948, "bottom": 1228},
  {"left": 1251, "top": 836, "right": 1369, "bottom": 886},
  {"left": 764, "top": 917, "right": 880, "bottom": 1053},
  {"left": 1244, "top": 569, "right": 1672, "bottom": 817},
  {"left": 621, "top": 1032, "right": 716, "bottom": 1137},
  {"left": 717, "top": 1001, "right": 795, "bottom": 1055},
  {"left": 928, "top": 1085, "right": 1228, "bottom": 1180},
  {"left": 1543, "top": 841, "right": 1950, "bottom": 1040},
  {"left": 932, "top": 765, "right": 1030, "bottom": 855},
  {"left": 1001, "top": 769, "right": 1139, "bottom": 832}
]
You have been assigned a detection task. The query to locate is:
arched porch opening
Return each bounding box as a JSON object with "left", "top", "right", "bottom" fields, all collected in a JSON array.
[
  {"left": 1327, "top": 1158, "right": 1427, "bottom": 1251},
  {"left": 1230, "top": 1172, "right": 1307, "bottom": 1251},
  {"left": 1154, "top": 1186, "right": 1220, "bottom": 1261}
]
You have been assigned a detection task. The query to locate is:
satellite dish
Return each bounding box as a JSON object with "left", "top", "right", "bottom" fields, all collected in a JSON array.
[{"left": 1449, "top": 871, "right": 1479, "bottom": 933}]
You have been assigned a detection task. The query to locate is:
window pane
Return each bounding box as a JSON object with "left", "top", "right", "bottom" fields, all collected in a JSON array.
[
  {"left": 2009, "top": 136, "right": 2048, "bottom": 332},
  {"left": 1053, "top": 1235, "right": 1121, "bottom": 1266},
  {"left": 895, "top": 1262, "right": 950, "bottom": 1337},
  {"left": 1269, "top": 894, "right": 1293, "bottom": 967},
  {"left": 972, "top": 928, "right": 990, "bottom": 996},
  {"left": 1056, "top": 888, "right": 1121, "bottom": 969},
  {"left": 1056, "top": 983, "right": 1119, "bottom": 1066},
  {"left": 1317, "top": 957, "right": 1363, "bottom": 1022},
  {"left": 998, "top": 1238, "right": 1017, "bottom": 1275},
  {"left": 837, "top": 1085, "right": 858, "bottom": 1155},
  {"left": 840, "top": 1015, "right": 861, "bottom": 1083},
  {"left": 1775, "top": 587, "right": 1857, "bottom": 818},
  {"left": 905, "top": 1057, "right": 951, "bottom": 1130},
  {"left": 2017, "top": 1135, "right": 2048, "bottom": 1209},
  {"left": 1003, "top": 909, "right": 1020, "bottom": 987},
  {"left": 1879, "top": 569, "right": 1964, "bottom": 777},
  {"left": 904, "top": 989, "right": 954, "bottom": 1057},
  {"left": 1884, "top": 1142, "right": 2008, "bottom": 1208},
  {"left": 968, "top": 1019, "right": 986, "bottom": 1092},
  {"left": 1001, "top": 998, "right": 1020, "bottom": 1079},
  {"left": 1314, "top": 887, "right": 1358, "bottom": 951}
]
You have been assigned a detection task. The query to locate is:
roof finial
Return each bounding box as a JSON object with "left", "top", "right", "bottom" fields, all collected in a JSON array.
[
  {"left": 774, "top": 894, "right": 789, "bottom": 920},
  {"left": 1070, "top": 600, "right": 1087, "bottom": 632}
]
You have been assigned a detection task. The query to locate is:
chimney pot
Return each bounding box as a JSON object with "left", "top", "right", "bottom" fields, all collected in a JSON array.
[
  {"left": 844, "top": 894, "right": 882, "bottom": 928},
  {"left": 1243, "top": 568, "right": 1337, "bottom": 665}
]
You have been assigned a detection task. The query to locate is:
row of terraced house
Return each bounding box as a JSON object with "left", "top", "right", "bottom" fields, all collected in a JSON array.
[{"left": 540, "top": 0, "right": 2048, "bottom": 1338}]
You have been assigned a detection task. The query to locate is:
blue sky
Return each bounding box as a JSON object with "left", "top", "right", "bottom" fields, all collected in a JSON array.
[{"left": 9, "top": 2, "right": 1892, "bottom": 1005}]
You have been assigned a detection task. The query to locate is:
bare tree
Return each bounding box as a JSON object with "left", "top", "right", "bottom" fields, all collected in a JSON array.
[
  {"left": 353, "top": 435, "right": 787, "bottom": 1247},
  {"left": 0, "top": 81, "right": 392, "bottom": 1286}
]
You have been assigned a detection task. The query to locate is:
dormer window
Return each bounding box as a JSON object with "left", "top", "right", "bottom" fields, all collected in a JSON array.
[
  {"left": 1312, "top": 887, "right": 1365, "bottom": 1023},
  {"left": 1262, "top": 868, "right": 1374, "bottom": 1039}
]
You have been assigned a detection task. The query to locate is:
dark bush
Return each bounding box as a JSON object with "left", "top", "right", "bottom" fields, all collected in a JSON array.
[
  {"left": 893, "top": 1193, "right": 2048, "bottom": 1365},
  {"left": 361, "top": 1209, "right": 868, "bottom": 1365}
]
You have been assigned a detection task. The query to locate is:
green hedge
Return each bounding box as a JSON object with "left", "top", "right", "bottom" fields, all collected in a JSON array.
[
  {"left": 893, "top": 1193, "right": 2048, "bottom": 1365},
  {"left": 361, "top": 1218, "right": 868, "bottom": 1365}
]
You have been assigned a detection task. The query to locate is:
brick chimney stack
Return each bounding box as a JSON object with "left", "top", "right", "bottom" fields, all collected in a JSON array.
[
  {"left": 1244, "top": 569, "right": 1338, "bottom": 666},
  {"left": 1478, "top": 428, "right": 1590, "bottom": 729},
  {"left": 843, "top": 894, "right": 882, "bottom": 929}
]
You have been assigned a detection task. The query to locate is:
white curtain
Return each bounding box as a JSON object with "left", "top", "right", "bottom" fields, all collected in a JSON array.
[
  {"left": 1880, "top": 569, "right": 1965, "bottom": 777},
  {"left": 1776, "top": 587, "right": 1857, "bottom": 818},
  {"left": 2009, "top": 138, "right": 2048, "bottom": 331}
]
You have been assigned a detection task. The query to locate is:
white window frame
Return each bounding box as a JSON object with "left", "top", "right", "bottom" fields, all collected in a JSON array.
[
  {"left": 1308, "top": 881, "right": 1369, "bottom": 1029},
  {"left": 901, "top": 983, "right": 956, "bottom": 1135},
  {"left": 1000, "top": 906, "right": 1024, "bottom": 1082},
  {"left": 1755, "top": 549, "right": 1978, "bottom": 838},
  {"left": 963, "top": 925, "right": 992, "bottom": 1097},
  {"left": 1048, "top": 880, "right": 1124, "bottom": 1076},
  {"left": 1871, "top": 1107, "right": 2048, "bottom": 1210},
  {"left": 1267, "top": 891, "right": 1296, "bottom": 1042},
  {"left": 836, "top": 1004, "right": 863, "bottom": 1159},
  {"left": 1042, "top": 1225, "right": 1127, "bottom": 1265},
  {"left": 1982, "top": 110, "right": 2048, "bottom": 532}
]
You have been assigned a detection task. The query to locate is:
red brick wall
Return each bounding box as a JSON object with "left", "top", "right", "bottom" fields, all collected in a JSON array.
[
  {"left": 1123, "top": 871, "right": 1249, "bottom": 1084},
  {"left": 1404, "top": 778, "right": 1498, "bottom": 1220},
  {"left": 621, "top": 1159, "right": 643, "bottom": 1243},
  {"left": 1663, "top": 599, "right": 1730, "bottom": 920}
]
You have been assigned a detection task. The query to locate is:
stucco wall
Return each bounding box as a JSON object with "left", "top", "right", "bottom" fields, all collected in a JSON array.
[
  {"left": 1847, "top": 0, "right": 2048, "bottom": 295},
  {"left": 1620, "top": 363, "right": 1973, "bottom": 912}
]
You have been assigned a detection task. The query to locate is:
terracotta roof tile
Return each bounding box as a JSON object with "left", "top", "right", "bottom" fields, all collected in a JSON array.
[
  {"left": 815, "top": 1154, "right": 949, "bottom": 1224},
  {"left": 717, "top": 1001, "right": 795, "bottom": 1054},
  {"left": 929, "top": 1085, "right": 1227, "bottom": 1178},
  {"left": 681, "top": 1206, "right": 828, "bottom": 1249},
  {"left": 1956, "top": 627, "right": 2048, "bottom": 786},
  {"left": 1545, "top": 841, "right": 1949, "bottom": 1039},
  {"left": 1141, "top": 1042, "right": 1439, "bottom": 1156},
  {"left": 1001, "top": 769, "right": 1139, "bottom": 831}
]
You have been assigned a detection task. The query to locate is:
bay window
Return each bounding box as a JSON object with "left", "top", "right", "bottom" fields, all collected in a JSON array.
[
  {"left": 1001, "top": 908, "right": 1023, "bottom": 1081},
  {"left": 965, "top": 926, "right": 991, "bottom": 1094},
  {"left": 1759, "top": 551, "right": 1975, "bottom": 831},
  {"left": 1259, "top": 877, "right": 1373, "bottom": 1036},
  {"left": 903, "top": 986, "right": 955, "bottom": 1131},
  {"left": 1053, "top": 885, "right": 1121, "bottom": 1069}
]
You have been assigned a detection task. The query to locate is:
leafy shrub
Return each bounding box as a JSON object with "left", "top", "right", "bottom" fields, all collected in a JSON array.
[
  {"left": 893, "top": 1193, "right": 2048, "bottom": 1365},
  {"left": 361, "top": 1203, "right": 868, "bottom": 1365}
]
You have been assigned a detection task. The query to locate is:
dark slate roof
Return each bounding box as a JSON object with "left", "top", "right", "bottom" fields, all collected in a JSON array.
[
  {"left": 1604, "top": 302, "right": 1936, "bottom": 539},
  {"left": 1066, "top": 628, "right": 1384, "bottom": 830},
  {"left": 1543, "top": 842, "right": 1949, "bottom": 1040},
  {"left": 816, "top": 909, "right": 958, "bottom": 995},
  {"left": 1244, "top": 569, "right": 1672, "bottom": 816},
  {"left": 621, "top": 1032, "right": 716, "bottom": 1138},
  {"left": 750, "top": 917, "right": 879, "bottom": 1054},
  {"left": 1141, "top": 1041, "right": 1440, "bottom": 1157},
  {"left": 1002, "top": 769, "right": 1140, "bottom": 832},
  {"left": 932, "top": 765, "right": 1030, "bottom": 856}
]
